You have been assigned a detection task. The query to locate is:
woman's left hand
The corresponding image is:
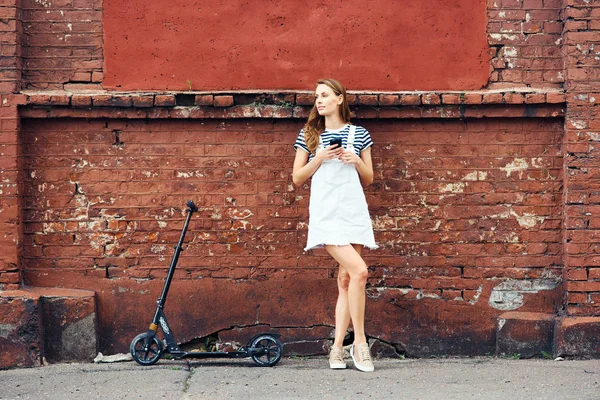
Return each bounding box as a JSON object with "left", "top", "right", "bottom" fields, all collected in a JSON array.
[{"left": 340, "top": 150, "right": 362, "bottom": 165}]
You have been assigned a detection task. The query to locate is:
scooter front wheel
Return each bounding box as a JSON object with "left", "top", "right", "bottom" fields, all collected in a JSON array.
[
  {"left": 130, "top": 332, "right": 163, "bottom": 366},
  {"left": 250, "top": 334, "right": 283, "bottom": 367}
]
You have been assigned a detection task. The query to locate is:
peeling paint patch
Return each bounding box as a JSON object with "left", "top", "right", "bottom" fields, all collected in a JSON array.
[
  {"left": 176, "top": 170, "right": 203, "bottom": 178},
  {"left": 489, "top": 33, "right": 519, "bottom": 41},
  {"left": 439, "top": 182, "right": 465, "bottom": 193},
  {"left": 468, "top": 287, "right": 483, "bottom": 305},
  {"left": 89, "top": 233, "right": 114, "bottom": 250},
  {"left": 229, "top": 209, "right": 253, "bottom": 220},
  {"left": 366, "top": 287, "right": 410, "bottom": 299},
  {"left": 462, "top": 171, "right": 479, "bottom": 181},
  {"left": 489, "top": 279, "right": 560, "bottom": 310},
  {"left": 416, "top": 290, "right": 441, "bottom": 300},
  {"left": 150, "top": 244, "right": 166, "bottom": 254},
  {"left": 504, "top": 47, "right": 517, "bottom": 57},
  {"left": 460, "top": 170, "right": 488, "bottom": 181},
  {"left": 500, "top": 158, "right": 529, "bottom": 177},
  {"left": 507, "top": 232, "right": 520, "bottom": 243},
  {"left": 585, "top": 132, "right": 600, "bottom": 141},
  {"left": 372, "top": 215, "right": 397, "bottom": 230},
  {"left": 510, "top": 209, "right": 545, "bottom": 229}
]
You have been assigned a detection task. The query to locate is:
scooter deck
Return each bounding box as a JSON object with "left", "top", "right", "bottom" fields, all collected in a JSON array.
[{"left": 169, "top": 350, "right": 251, "bottom": 359}]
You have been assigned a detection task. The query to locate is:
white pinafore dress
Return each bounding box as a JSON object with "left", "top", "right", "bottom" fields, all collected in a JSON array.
[{"left": 305, "top": 125, "right": 378, "bottom": 251}]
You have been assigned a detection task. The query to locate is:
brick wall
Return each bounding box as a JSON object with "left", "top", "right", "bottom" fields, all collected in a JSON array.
[
  {"left": 18, "top": 117, "right": 564, "bottom": 352},
  {"left": 19, "top": 118, "right": 563, "bottom": 283},
  {"left": 488, "top": 0, "right": 564, "bottom": 89},
  {"left": 21, "top": 0, "right": 102, "bottom": 89},
  {"left": 370, "top": 119, "right": 563, "bottom": 293},
  {"left": 563, "top": 0, "right": 600, "bottom": 316},
  {"left": 0, "top": 0, "right": 22, "bottom": 289},
  {"left": 7, "top": 0, "right": 600, "bottom": 359}
]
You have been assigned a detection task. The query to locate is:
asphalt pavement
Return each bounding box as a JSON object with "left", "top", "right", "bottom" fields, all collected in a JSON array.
[{"left": 0, "top": 357, "right": 599, "bottom": 399}]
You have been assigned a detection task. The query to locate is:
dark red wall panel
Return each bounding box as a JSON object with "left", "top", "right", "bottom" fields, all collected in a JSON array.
[{"left": 103, "top": 0, "right": 489, "bottom": 91}]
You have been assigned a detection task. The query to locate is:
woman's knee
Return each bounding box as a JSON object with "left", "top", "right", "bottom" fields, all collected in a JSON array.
[
  {"left": 349, "top": 266, "right": 368, "bottom": 287},
  {"left": 337, "top": 272, "right": 350, "bottom": 290}
]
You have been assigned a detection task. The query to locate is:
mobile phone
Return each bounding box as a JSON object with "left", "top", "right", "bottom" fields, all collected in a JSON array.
[{"left": 329, "top": 138, "right": 343, "bottom": 149}]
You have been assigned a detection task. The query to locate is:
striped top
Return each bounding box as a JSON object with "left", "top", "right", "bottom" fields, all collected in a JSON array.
[{"left": 293, "top": 124, "right": 373, "bottom": 161}]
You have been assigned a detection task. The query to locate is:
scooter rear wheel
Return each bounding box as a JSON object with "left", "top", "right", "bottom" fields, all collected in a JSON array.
[
  {"left": 250, "top": 334, "right": 283, "bottom": 367},
  {"left": 130, "top": 332, "right": 163, "bottom": 366}
]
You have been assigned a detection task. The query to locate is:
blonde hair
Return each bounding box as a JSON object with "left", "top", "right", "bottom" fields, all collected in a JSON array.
[{"left": 303, "top": 78, "right": 352, "bottom": 153}]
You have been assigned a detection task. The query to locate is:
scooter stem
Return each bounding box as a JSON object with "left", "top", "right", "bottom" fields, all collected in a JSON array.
[{"left": 154, "top": 201, "right": 197, "bottom": 313}]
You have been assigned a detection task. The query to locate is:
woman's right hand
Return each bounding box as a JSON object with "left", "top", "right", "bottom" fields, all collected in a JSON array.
[{"left": 315, "top": 145, "right": 344, "bottom": 163}]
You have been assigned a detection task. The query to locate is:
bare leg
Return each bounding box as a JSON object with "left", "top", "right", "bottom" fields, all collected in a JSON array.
[
  {"left": 325, "top": 244, "right": 368, "bottom": 345},
  {"left": 332, "top": 244, "right": 363, "bottom": 348},
  {"left": 332, "top": 265, "right": 350, "bottom": 348}
]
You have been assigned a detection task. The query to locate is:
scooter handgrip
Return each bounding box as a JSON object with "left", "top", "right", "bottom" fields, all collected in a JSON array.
[{"left": 186, "top": 200, "right": 199, "bottom": 213}]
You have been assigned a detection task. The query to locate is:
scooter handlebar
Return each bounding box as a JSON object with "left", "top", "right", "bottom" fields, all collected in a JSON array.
[{"left": 186, "top": 200, "right": 199, "bottom": 213}]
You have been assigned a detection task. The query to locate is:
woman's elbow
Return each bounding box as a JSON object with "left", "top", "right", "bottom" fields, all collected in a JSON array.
[{"left": 292, "top": 174, "right": 304, "bottom": 187}]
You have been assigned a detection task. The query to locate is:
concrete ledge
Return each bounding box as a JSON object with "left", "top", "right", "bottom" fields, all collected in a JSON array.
[
  {"left": 496, "top": 312, "right": 555, "bottom": 358},
  {"left": 26, "top": 287, "right": 98, "bottom": 363},
  {"left": 18, "top": 88, "right": 566, "bottom": 107},
  {"left": 13, "top": 89, "right": 566, "bottom": 120},
  {"left": 0, "top": 290, "right": 43, "bottom": 369},
  {"left": 0, "top": 287, "right": 98, "bottom": 369},
  {"left": 555, "top": 316, "right": 600, "bottom": 358}
]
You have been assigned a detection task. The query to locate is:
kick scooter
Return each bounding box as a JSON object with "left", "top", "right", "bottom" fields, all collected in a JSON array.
[{"left": 130, "top": 200, "right": 283, "bottom": 367}]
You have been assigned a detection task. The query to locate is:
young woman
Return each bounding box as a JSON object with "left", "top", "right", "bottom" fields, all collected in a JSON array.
[{"left": 292, "top": 78, "right": 377, "bottom": 372}]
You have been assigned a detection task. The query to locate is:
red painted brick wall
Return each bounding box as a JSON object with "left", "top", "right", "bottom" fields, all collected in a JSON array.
[
  {"left": 21, "top": 0, "right": 103, "bottom": 89},
  {"left": 7, "top": 0, "right": 599, "bottom": 359},
  {"left": 19, "top": 117, "right": 564, "bottom": 353},
  {"left": 563, "top": 0, "right": 600, "bottom": 316},
  {"left": 0, "top": 0, "right": 22, "bottom": 289},
  {"left": 0, "top": 102, "right": 21, "bottom": 289},
  {"left": 488, "top": 0, "right": 564, "bottom": 89}
]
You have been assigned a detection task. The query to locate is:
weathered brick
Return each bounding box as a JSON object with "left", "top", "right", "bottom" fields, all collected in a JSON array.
[
  {"left": 525, "top": 93, "right": 546, "bottom": 103},
  {"left": 213, "top": 95, "right": 233, "bottom": 107},
  {"left": 132, "top": 95, "right": 154, "bottom": 108},
  {"left": 378, "top": 94, "right": 399, "bottom": 106},
  {"left": 463, "top": 93, "right": 483, "bottom": 104},
  {"left": 70, "top": 95, "right": 92, "bottom": 107},
  {"left": 441, "top": 94, "right": 461, "bottom": 104},
  {"left": 154, "top": 94, "right": 176, "bottom": 107},
  {"left": 546, "top": 92, "right": 566, "bottom": 103},
  {"left": 590, "top": 268, "right": 600, "bottom": 279},
  {"left": 50, "top": 95, "right": 70, "bottom": 106},
  {"left": 91, "top": 71, "right": 104, "bottom": 82},
  {"left": 567, "top": 292, "right": 588, "bottom": 304},
  {"left": 482, "top": 93, "right": 503, "bottom": 103},
  {"left": 357, "top": 95, "right": 377, "bottom": 106},
  {"left": 503, "top": 92, "right": 525, "bottom": 104},
  {"left": 422, "top": 93, "right": 441, "bottom": 105},
  {"left": 91, "top": 94, "right": 112, "bottom": 106},
  {"left": 27, "top": 94, "right": 51, "bottom": 105},
  {"left": 295, "top": 93, "right": 314, "bottom": 106},
  {"left": 195, "top": 94, "right": 214, "bottom": 106},
  {"left": 70, "top": 71, "right": 91, "bottom": 82},
  {"left": 399, "top": 94, "right": 421, "bottom": 105},
  {"left": 567, "top": 268, "right": 588, "bottom": 281}
]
